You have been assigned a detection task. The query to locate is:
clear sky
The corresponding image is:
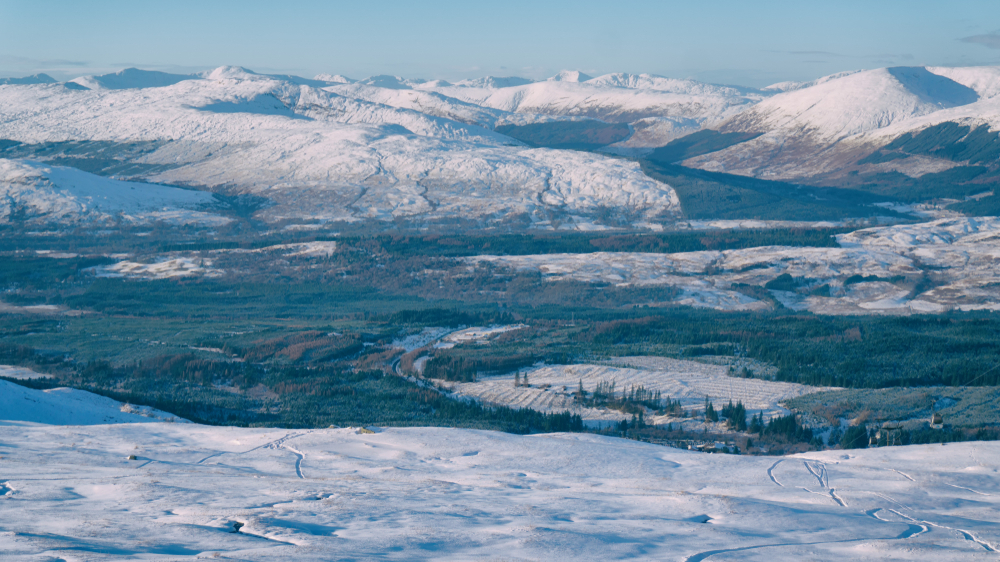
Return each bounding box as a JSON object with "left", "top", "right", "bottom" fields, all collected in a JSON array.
[{"left": 2, "top": 0, "right": 999, "bottom": 87}]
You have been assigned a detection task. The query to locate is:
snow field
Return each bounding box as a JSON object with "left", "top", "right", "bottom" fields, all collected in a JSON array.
[
  {"left": 443, "top": 359, "right": 832, "bottom": 427},
  {"left": 0, "top": 380, "right": 187, "bottom": 426},
  {"left": 0, "top": 365, "right": 53, "bottom": 380},
  {"left": 440, "top": 324, "right": 527, "bottom": 344},
  {"left": 0, "top": 419, "right": 996, "bottom": 560}
]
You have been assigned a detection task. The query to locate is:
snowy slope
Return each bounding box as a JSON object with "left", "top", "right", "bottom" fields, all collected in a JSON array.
[
  {"left": 0, "top": 67, "right": 680, "bottom": 226},
  {"left": 0, "top": 422, "right": 996, "bottom": 560},
  {"left": 687, "top": 66, "right": 999, "bottom": 179},
  {"left": 0, "top": 380, "right": 187, "bottom": 426},
  {"left": 928, "top": 65, "right": 1000, "bottom": 99},
  {"left": 426, "top": 72, "right": 766, "bottom": 131},
  {"left": 324, "top": 82, "right": 511, "bottom": 128},
  {"left": 0, "top": 158, "right": 229, "bottom": 225}
]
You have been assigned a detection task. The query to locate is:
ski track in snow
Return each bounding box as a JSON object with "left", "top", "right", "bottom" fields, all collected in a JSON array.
[{"left": 768, "top": 459, "right": 784, "bottom": 487}]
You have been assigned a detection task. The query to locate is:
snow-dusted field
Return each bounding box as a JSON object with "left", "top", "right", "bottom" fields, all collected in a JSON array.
[
  {"left": 468, "top": 217, "right": 1000, "bottom": 315},
  {"left": 443, "top": 359, "right": 829, "bottom": 427}
]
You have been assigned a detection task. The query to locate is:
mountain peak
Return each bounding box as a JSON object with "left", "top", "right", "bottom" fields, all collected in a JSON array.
[
  {"left": 547, "top": 70, "right": 592, "bottom": 83},
  {"left": 200, "top": 66, "right": 261, "bottom": 81},
  {"left": 454, "top": 76, "right": 534, "bottom": 89},
  {"left": 315, "top": 73, "right": 355, "bottom": 84},
  {"left": 358, "top": 75, "right": 412, "bottom": 89}
]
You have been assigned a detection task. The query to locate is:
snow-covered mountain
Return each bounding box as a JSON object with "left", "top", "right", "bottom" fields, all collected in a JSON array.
[
  {"left": 69, "top": 68, "right": 197, "bottom": 90},
  {"left": 0, "top": 66, "right": 681, "bottom": 226},
  {"left": 0, "top": 73, "right": 56, "bottom": 85},
  {"left": 424, "top": 70, "right": 767, "bottom": 135},
  {"left": 684, "top": 66, "right": 1000, "bottom": 181},
  {"left": 2, "top": 64, "right": 998, "bottom": 227}
]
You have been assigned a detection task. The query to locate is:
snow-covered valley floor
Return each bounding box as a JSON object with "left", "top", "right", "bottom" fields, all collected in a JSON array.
[
  {"left": 441, "top": 359, "right": 830, "bottom": 428},
  {"left": 1, "top": 398, "right": 998, "bottom": 559}
]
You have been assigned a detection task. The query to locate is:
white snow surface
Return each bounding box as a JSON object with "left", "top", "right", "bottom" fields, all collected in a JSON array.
[
  {"left": 0, "top": 380, "right": 187, "bottom": 426},
  {"left": 0, "top": 365, "right": 53, "bottom": 380},
  {"left": 0, "top": 419, "right": 997, "bottom": 559},
  {"left": 0, "top": 158, "right": 229, "bottom": 225}
]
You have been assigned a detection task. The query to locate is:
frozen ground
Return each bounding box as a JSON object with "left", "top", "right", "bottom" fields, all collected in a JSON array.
[
  {"left": 442, "top": 359, "right": 830, "bottom": 428},
  {"left": 468, "top": 217, "right": 1000, "bottom": 315},
  {"left": 0, "top": 417, "right": 996, "bottom": 558}
]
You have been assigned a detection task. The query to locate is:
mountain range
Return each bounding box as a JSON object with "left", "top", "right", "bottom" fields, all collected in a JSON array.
[{"left": 1, "top": 64, "right": 998, "bottom": 227}]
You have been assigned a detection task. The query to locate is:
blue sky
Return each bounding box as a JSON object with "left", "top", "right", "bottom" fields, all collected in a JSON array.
[{"left": 2, "top": 0, "right": 999, "bottom": 87}]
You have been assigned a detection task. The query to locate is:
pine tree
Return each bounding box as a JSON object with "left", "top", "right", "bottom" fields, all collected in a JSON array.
[
  {"left": 514, "top": 372, "right": 521, "bottom": 387},
  {"left": 704, "top": 397, "right": 719, "bottom": 422}
]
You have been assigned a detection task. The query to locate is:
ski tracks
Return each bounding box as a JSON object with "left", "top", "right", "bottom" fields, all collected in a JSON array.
[
  {"left": 767, "top": 459, "right": 784, "bottom": 487},
  {"left": 803, "top": 460, "right": 828, "bottom": 488},
  {"left": 196, "top": 430, "right": 313, "bottom": 481},
  {"left": 281, "top": 444, "right": 306, "bottom": 479}
]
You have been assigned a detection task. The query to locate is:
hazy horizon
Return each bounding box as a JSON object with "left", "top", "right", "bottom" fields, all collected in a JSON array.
[{"left": 2, "top": 0, "right": 1000, "bottom": 88}]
